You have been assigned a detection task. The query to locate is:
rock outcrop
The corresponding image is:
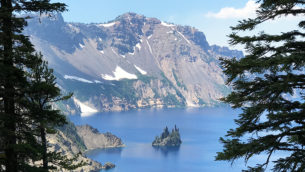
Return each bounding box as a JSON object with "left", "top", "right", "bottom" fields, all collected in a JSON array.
[
  {"left": 76, "top": 125, "right": 125, "bottom": 150},
  {"left": 47, "top": 130, "right": 103, "bottom": 172},
  {"left": 152, "top": 125, "right": 182, "bottom": 147},
  {"left": 102, "top": 162, "right": 116, "bottom": 170},
  {"left": 45, "top": 123, "right": 124, "bottom": 171}
]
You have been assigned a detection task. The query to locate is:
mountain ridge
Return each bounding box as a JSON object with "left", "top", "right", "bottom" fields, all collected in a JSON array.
[{"left": 25, "top": 12, "right": 242, "bottom": 113}]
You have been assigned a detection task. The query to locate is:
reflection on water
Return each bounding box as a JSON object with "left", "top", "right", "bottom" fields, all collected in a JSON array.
[{"left": 153, "top": 146, "right": 180, "bottom": 157}]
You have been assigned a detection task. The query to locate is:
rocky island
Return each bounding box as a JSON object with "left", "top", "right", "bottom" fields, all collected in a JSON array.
[{"left": 152, "top": 125, "right": 182, "bottom": 147}]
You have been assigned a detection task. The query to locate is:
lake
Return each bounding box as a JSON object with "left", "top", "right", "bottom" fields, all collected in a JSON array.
[{"left": 69, "top": 107, "right": 251, "bottom": 172}]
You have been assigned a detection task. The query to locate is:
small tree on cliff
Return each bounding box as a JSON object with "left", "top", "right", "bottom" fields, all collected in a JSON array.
[
  {"left": 26, "top": 54, "right": 81, "bottom": 170},
  {"left": 216, "top": 0, "right": 305, "bottom": 171}
]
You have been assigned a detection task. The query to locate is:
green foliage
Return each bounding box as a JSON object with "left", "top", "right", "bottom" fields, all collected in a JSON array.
[
  {"left": 47, "top": 152, "right": 87, "bottom": 171},
  {"left": 160, "top": 72, "right": 186, "bottom": 106},
  {"left": 172, "top": 69, "right": 187, "bottom": 90},
  {"left": 152, "top": 125, "right": 182, "bottom": 147},
  {"left": 111, "top": 80, "right": 137, "bottom": 103},
  {"left": 152, "top": 88, "right": 161, "bottom": 99},
  {"left": 160, "top": 72, "right": 173, "bottom": 87},
  {"left": 26, "top": 52, "right": 85, "bottom": 171},
  {"left": 0, "top": 0, "right": 87, "bottom": 171},
  {"left": 161, "top": 126, "right": 169, "bottom": 139},
  {"left": 137, "top": 74, "right": 154, "bottom": 84},
  {"left": 58, "top": 121, "right": 87, "bottom": 151},
  {"left": 216, "top": 1, "right": 305, "bottom": 171},
  {"left": 61, "top": 76, "right": 138, "bottom": 104},
  {"left": 163, "top": 93, "right": 181, "bottom": 107},
  {"left": 59, "top": 78, "right": 101, "bottom": 101}
]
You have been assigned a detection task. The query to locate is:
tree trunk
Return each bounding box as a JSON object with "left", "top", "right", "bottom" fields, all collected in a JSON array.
[
  {"left": 1, "top": 0, "right": 17, "bottom": 171},
  {"left": 40, "top": 126, "right": 48, "bottom": 170}
]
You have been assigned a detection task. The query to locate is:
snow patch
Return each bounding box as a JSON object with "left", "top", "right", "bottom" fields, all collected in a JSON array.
[
  {"left": 64, "top": 75, "right": 93, "bottom": 83},
  {"left": 111, "top": 47, "right": 119, "bottom": 56},
  {"left": 99, "top": 50, "right": 104, "bottom": 54},
  {"left": 79, "top": 43, "right": 85, "bottom": 49},
  {"left": 136, "top": 43, "right": 141, "bottom": 50},
  {"left": 94, "top": 80, "right": 102, "bottom": 84},
  {"left": 129, "top": 52, "right": 135, "bottom": 55},
  {"left": 134, "top": 65, "right": 147, "bottom": 75},
  {"left": 186, "top": 100, "right": 199, "bottom": 107},
  {"left": 98, "top": 37, "right": 103, "bottom": 42},
  {"left": 121, "top": 55, "right": 126, "bottom": 58},
  {"left": 161, "top": 21, "right": 175, "bottom": 27},
  {"left": 147, "top": 35, "right": 152, "bottom": 39},
  {"left": 177, "top": 31, "right": 191, "bottom": 44},
  {"left": 98, "top": 22, "right": 116, "bottom": 27},
  {"left": 73, "top": 98, "right": 98, "bottom": 117},
  {"left": 101, "top": 66, "right": 138, "bottom": 81},
  {"left": 146, "top": 40, "right": 153, "bottom": 54}
]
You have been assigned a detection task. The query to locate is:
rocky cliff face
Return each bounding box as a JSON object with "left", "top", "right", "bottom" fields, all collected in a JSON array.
[
  {"left": 46, "top": 123, "right": 123, "bottom": 171},
  {"left": 47, "top": 130, "right": 103, "bottom": 171},
  {"left": 76, "top": 125, "right": 124, "bottom": 150},
  {"left": 25, "top": 12, "right": 242, "bottom": 112}
]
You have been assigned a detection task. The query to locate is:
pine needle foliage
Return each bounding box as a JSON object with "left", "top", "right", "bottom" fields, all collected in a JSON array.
[
  {"left": 216, "top": 1, "right": 305, "bottom": 171},
  {"left": 0, "top": 0, "right": 85, "bottom": 171}
]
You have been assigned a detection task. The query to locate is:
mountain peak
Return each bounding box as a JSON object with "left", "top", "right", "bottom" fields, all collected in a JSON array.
[
  {"left": 25, "top": 12, "right": 244, "bottom": 111},
  {"left": 115, "top": 12, "right": 146, "bottom": 21}
]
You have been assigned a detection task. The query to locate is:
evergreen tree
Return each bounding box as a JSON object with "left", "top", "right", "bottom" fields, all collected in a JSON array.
[
  {"left": 0, "top": 0, "right": 66, "bottom": 171},
  {"left": 162, "top": 126, "right": 169, "bottom": 139},
  {"left": 26, "top": 54, "right": 74, "bottom": 170},
  {"left": 216, "top": 1, "right": 305, "bottom": 171}
]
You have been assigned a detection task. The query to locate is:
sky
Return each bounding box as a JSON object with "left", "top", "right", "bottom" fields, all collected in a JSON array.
[{"left": 53, "top": 0, "right": 302, "bottom": 51}]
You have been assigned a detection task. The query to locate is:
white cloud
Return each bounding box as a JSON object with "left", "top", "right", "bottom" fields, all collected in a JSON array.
[{"left": 205, "top": 0, "right": 259, "bottom": 19}]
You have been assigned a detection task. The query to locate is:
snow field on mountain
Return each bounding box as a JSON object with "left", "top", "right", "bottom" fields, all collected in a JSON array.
[{"left": 101, "top": 66, "right": 138, "bottom": 80}]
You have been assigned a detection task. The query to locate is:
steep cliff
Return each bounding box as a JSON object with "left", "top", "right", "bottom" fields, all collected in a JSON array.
[
  {"left": 47, "top": 130, "right": 103, "bottom": 171},
  {"left": 25, "top": 12, "right": 242, "bottom": 112},
  {"left": 46, "top": 123, "right": 123, "bottom": 171},
  {"left": 76, "top": 125, "right": 125, "bottom": 150}
]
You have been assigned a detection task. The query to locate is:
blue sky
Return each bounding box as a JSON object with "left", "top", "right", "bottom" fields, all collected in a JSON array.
[{"left": 53, "top": 0, "right": 300, "bottom": 50}]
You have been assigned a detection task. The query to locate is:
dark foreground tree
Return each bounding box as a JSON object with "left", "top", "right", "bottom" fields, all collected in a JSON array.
[
  {"left": 0, "top": 0, "right": 66, "bottom": 171},
  {"left": 216, "top": 1, "right": 305, "bottom": 171},
  {"left": 26, "top": 54, "right": 84, "bottom": 170}
]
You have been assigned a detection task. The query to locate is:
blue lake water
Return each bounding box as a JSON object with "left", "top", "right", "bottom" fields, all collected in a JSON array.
[{"left": 69, "top": 107, "right": 251, "bottom": 172}]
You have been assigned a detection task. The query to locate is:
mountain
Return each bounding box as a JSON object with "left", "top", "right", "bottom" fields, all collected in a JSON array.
[{"left": 24, "top": 12, "right": 242, "bottom": 113}]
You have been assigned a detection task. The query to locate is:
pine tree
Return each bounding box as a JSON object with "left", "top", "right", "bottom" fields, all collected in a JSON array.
[
  {"left": 162, "top": 126, "right": 169, "bottom": 139},
  {"left": 0, "top": 0, "right": 66, "bottom": 171},
  {"left": 26, "top": 53, "right": 74, "bottom": 170},
  {"left": 216, "top": 1, "right": 305, "bottom": 171}
]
